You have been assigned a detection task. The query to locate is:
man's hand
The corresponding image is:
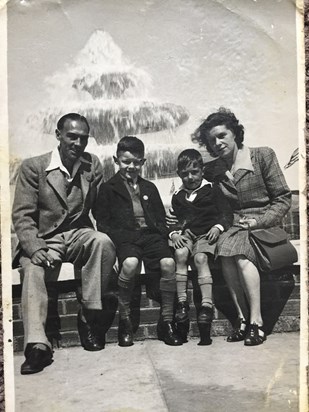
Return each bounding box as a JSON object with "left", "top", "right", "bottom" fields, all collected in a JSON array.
[
  {"left": 171, "top": 234, "right": 188, "bottom": 249},
  {"left": 31, "top": 249, "right": 55, "bottom": 268},
  {"left": 206, "top": 226, "right": 221, "bottom": 244},
  {"left": 166, "top": 208, "right": 179, "bottom": 227}
]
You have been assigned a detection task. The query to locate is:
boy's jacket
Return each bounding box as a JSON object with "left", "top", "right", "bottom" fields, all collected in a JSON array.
[
  {"left": 170, "top": 183, "right": 233, "bottom": 236},
  {"left": 97, "top": 172, "right": 168, "bottom": 244}
]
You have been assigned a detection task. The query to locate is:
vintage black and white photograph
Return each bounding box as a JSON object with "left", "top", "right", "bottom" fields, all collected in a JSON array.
[{"left": 1, "top": 0, "right": 307, "bottom": 410}]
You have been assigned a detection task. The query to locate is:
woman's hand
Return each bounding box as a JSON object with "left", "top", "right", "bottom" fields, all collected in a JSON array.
[
  {"left": 166, "top": 208, "right": 179, "bottom": 227},
  {"left": 206, "top": 226, "right": 221, "bottom": 244},
  {"left": 237, "top": 217, "right": 258, "bottom": 229},
  {"left": 171, "top": 233, "right": 188, "bottom": 249}
]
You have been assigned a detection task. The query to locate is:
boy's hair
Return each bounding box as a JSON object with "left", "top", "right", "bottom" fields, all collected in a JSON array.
[
  {"left": 116, "top": 136, "right": 145, "bottom": 158},
  {"left": 177, "top": 149, "right": 204, "bottom": 172}
]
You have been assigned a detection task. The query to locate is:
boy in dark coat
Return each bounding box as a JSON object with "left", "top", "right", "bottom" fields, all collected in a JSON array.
[
  {"left": 169, "top": 149, "right": 232, "bottom": 344},
  {"left": 97, "top": 136, "right": 181, "bottom": 347}
]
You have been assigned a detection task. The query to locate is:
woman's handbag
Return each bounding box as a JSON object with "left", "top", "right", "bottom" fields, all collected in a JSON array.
[{"left": 248, "top": 226, "right": 298, "bottom": 272}]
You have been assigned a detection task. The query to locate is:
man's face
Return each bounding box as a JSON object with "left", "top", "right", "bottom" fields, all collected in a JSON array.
[
  {"left": 56, "top": 119, "right": 89, "bottom": 164},
  {"left": 114, "top": 151, "right": 145, "bottom": 181}
]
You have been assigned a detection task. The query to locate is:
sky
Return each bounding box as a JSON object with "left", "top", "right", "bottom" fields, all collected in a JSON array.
[{"left": 7, "top": 0, "right": 300, "bottom": 188}]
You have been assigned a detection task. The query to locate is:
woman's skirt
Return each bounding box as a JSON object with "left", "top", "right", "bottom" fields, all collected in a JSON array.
[{"left": 216, "top": 225, "right": 257, "bottom": 266}]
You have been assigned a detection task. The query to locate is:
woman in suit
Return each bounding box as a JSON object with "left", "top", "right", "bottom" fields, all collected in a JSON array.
[{"left": 192, "top": 108, "right": 291, "bottom": 346}]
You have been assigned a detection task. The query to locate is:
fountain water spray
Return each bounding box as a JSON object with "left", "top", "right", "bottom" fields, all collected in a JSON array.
[{"left": 12, "top": 30, "right": 190, "bottom": 186}]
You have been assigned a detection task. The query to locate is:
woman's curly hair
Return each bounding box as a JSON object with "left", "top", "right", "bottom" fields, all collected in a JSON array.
[{"left": 191, "top": 107, "right": 245, "bottom": 156}]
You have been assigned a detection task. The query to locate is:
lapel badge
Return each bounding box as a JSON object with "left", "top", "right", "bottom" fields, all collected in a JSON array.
[{"left": 143, "top": 195, "right": 149, "bottom": 201}]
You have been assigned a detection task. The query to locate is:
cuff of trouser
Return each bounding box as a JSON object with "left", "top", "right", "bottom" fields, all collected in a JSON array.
[
  {"left": 25, "top": 339, "right": 52, "bottom": 353},
  {"left": 160, "top": 278, "right": 176, "bottom": 292},
  {"left": 81, "top": 299, "right": 103, "bottom": 310}
]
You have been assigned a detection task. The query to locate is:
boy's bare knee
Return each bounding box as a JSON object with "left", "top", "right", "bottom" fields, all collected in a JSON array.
[
  {"left": 160, "top": 257, "right": 175, "bottom": 273},
  {"left": 174, "top": 248, "right": 189, "bottom": 265},
  {"left": 194, "top": 253, "right": 208, "bottom": 267},
  {"left": 122, "top": 257, "right": 139, "bottom": 274}
]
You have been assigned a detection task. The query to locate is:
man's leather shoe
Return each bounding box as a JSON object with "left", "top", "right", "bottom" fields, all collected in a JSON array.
[
  {"left": 175, "top": 301, "right": 190, "bottom": 323},
  {"left": 157, "top": 320, "right": 182, "bottom": 346},
  {"left": 118, "top": 318, "right": 134, "bottom": 347},
  {"left": 77, "top": 311, "right": 105, "bottom": 351},
  {"left": 21, "top": 345, "right": 53, "bottom": 375}
]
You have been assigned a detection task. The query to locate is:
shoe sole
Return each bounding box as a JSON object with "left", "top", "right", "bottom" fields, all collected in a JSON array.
[
  {"left": 20, "top": 358, "right": 53, "bottom": 375},
  {"left": 118, "top": 341, "right": 134, "bottom": 347},
  {"left": 157, "top": 336, "right": 183, "bottom": 346},
  {"left": 198, "top": 339, "right": 212, "bottom": 346},
  {"left": 244, "top": 339, "right": 266, "bottom": 346},
  {"left": 227, "top": 337, "right": 245, "bottom": 342},
  {"left": 82, "top": 345, "right": 105, "bottom": 351}
]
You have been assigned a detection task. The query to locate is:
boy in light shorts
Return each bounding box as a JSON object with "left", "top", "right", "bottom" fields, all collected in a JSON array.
[{"left": 169, "top": 149, "right": 232, "bottom": 344}]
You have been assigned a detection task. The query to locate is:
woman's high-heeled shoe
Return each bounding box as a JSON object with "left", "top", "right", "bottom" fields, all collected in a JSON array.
[
  {"left": 227, "top": 318, "right": 248, "bottom": 342},
  {"left": 244, "top": 323, "right": 266, "bottom": 346}
]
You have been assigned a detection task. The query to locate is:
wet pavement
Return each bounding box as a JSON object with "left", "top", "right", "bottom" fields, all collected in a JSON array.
[{"left": 13, "top": 332, "right": 300, "bottom": 412}]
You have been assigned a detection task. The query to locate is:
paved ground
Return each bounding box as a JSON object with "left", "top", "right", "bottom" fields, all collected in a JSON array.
[{"left": 13, "top": 332, "right": 300, "bottom": 412}]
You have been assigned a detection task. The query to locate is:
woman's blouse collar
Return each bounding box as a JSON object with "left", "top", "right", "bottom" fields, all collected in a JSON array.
[{"left": 230, "top": 145, "right": 254, "bottom": 175}]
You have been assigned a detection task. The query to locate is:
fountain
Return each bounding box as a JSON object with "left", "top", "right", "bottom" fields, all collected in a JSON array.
[{"left": 15, "top": 30, "right": 189, "bottom": 186}]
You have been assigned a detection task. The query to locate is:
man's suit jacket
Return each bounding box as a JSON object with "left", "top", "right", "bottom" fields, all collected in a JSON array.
[
  {"left": 96, "top": 172, "right": 168, "bottom": 245},
  {"left": 12, "top": 151, "right": 103, "bottom": 267}
]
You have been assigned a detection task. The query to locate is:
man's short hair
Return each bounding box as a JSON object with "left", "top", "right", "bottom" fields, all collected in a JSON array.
[
  {"left": 57, "top": 113, "right": 90, "bottom": 133},
  {"left": 177, "top": 149, "right": 204, "bottom": 172},
  {"left": 116, "top": 136, "right": 145, "bottom": 158}
]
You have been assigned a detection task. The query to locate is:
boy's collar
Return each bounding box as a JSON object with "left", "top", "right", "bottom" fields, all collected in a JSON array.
[
  {"left": 119, "top": 171, "right": 140, "bottom": 186},
  {"left": 175, "top": 178, "right": 212, "bottom": 195}
]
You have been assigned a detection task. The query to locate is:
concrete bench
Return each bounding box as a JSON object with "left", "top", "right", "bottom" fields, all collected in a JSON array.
[
  {"left": 11, "top": 239, "right": 301, "bottom": 285},
  {"left": 12, "top": 240, "right": 301, "bottom": 352}
]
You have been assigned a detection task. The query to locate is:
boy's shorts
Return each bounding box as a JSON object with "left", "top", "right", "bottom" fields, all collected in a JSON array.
[
  {"left": 175, "top": 229, "right": 216, "bottom": 256},
  {"left": 117, "top": 230, "right": 173, "bottom": 273}
]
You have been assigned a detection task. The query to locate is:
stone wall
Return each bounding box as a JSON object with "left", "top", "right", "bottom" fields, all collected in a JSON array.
[{"left": 12, "top": 265, "right": 300, "bottom": 352}]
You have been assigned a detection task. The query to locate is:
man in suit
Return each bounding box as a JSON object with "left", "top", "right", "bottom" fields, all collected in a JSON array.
[{"left": 12, "top": 113, "right": 116, "bottom": 374}]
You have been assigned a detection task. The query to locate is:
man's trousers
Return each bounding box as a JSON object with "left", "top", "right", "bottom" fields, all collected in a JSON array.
[{"left": 19, "top": 228, "right": 116, "bottom": 351}]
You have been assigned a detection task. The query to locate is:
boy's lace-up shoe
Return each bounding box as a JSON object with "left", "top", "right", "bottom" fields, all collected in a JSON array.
[
  {"left": 175, "top": 301, "right": 190, "bottom": 323},
  {"left": 197, "top": 305, "right": 214, "bottom": 324}
]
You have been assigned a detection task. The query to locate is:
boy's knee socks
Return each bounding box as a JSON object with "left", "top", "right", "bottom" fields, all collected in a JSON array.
[
  {"left": 160, "top": 277, "right": 176, "bottom": 292},
  {"left": 198, "top": 275, "right": 213, "bottom": 307},
  {"left": 160, "top": 278, "right": 176, "bottom": 322},
  {"left": 118, "top": 275, "right": 135, "bottom": 320},
  {"left": 176, "top": 272, "right": 188, "bottom": 302},
  {"left": 118, "top": 271, "right": 135, "bottom": 289}
]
